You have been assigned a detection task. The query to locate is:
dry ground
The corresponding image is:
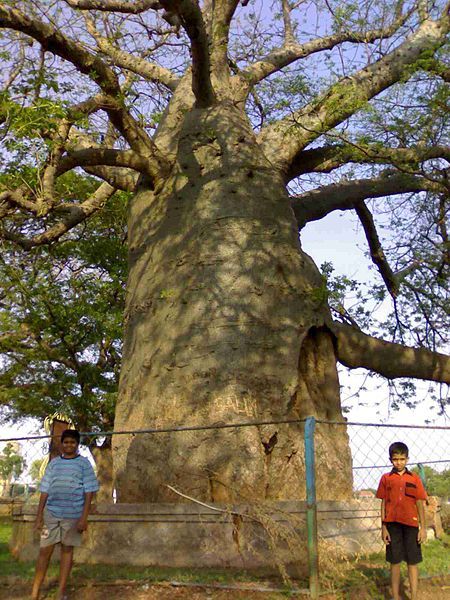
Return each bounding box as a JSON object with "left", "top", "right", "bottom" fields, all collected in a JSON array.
[{"left": 1, "top": 576, "right": 449, "bottom": 599}]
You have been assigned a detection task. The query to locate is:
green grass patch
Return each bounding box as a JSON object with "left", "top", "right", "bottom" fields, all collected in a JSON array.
[
  {"left": 0, "top": 517, "right": 59, "bottom": 580},
  {"left": 1, "top": 517, "right": 448, "bottom": 597},
  {"left": 320, "top": 534, "right": 450, "bottom": 598}
]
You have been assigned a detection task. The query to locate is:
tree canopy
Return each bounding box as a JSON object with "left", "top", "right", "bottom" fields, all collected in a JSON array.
[
  {"left": 0, "top": 442, "right": 25, "bottom": 493},
  {"left": 0, "top": 191, "right": 126, "bottom": 430},
  {"left": 0, "top": 0, "right": 449, "bottom": 441}
]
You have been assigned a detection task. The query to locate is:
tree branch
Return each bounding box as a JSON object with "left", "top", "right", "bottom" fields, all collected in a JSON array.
[
  {"left": 82, "top": 166, "right": 139, "bottom": 191},
  {"left": 65, "top": 129, "right": 141, "bottom": 190},
  {"left": 281, "top": 0, "right": 296, "bottom": 45},
  {"left": 238, "top": 2, "right": 413, "bottom": 90},
  {"left": 1, "top": 182, "right": 116, "bottom": 249},
  {"left": 88, "top": 100, "right": 170, "bottom": 186},
  {"left": 259, "top": 12, "right": 450, "bottom": 173},
  {"left": 354, "top": 202, "right": 399, "bottom": 298},
  {"left": 287, "top": 144, "right": 450, "bottom": 181},
  {"left": 209, "top": 0, "right": 239, "bottom": 80},
  {"left": 63, "top": 0, "right": 161, "bottom": 12},
  {"left": 0, "top": 7, "right": 170, "bottom": 182},
  {"left": 331, "top": 321, "right": 450, "bottom": 384},
  {"left": 0, "top": 5, "right": 119, "bottom": 95},
  {"left": 85, "top": 15, "right": 179, "bottom": 91},
  {"left": 159, "top": 0, "right": 216, "bottom": 107},
  {"left": 291, "top": 172, "right": 436, "bottom": 227},
  {"left": 57, "top": 148, "right": 149, "bottom": 177}
]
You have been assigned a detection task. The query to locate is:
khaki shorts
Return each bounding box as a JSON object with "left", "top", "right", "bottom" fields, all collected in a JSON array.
[{"left": 40, "top": 509, "right": 83, "bottom": 548}]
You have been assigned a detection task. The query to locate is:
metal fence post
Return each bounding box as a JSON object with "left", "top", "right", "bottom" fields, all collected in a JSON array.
[{"left": 305, "top": 416, "right": 319, "bottom": 599}]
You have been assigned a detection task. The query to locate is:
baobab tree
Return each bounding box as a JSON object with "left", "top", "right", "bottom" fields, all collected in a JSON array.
[{"left": 0, "top": 0, "right": 448, "bottom": 503}]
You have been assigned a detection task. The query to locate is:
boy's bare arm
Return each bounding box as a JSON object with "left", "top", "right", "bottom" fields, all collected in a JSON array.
[
  {"left": 33, "top": 493, "right": 48, "bottom": 530},
  {"left": 417, "top": 499, "right": 427, "bottom": 543},
  {"left": 381, "top": 499, "right": 390, "bottom": 544},
  {"left": 76, "top": 491, "right": 95, "bottom": 532},
  {"left": 380, "top": 499, "right": 390, "bottom": 543}
]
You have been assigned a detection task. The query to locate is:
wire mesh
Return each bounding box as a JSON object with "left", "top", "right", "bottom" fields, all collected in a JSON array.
[{"left": 1, "top": 419, "right": 448, "bottom": 552}]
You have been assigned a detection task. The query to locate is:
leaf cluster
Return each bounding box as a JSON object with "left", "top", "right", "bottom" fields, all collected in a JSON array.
[{"left": 0, "top": 192, "right": 128, "bottom": 432}]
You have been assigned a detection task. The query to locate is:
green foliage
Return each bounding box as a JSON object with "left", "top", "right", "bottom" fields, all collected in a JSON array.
[
  {"left": 0, "top": 0, "right": 448, "bottom": 426},
  {"left": 6, "top": 98, "right": 66, "bottom": 138},
  {"left": 0, "top": 443, "right": 25, "bottom": 486},
  {"left": 29, "top": 458, "right": 45, "bottom": 484},
  {"left": 0, "top": 192, "right": 128, "bottom": 432},
  {"left": 412, "top": 465, "right": 450, "bottom": 499}
]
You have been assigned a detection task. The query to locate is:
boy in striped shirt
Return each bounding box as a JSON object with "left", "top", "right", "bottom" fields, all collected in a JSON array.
[{"left": 31, "top": 429, "right": 99, "bottom": 600}]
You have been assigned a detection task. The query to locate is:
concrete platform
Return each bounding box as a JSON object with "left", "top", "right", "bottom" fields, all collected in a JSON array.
[{"left": 10, "top": 499, "right": 382, "bottom": 571}]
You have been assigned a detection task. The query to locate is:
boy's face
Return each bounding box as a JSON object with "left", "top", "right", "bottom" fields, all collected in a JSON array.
[
  {"left": 61, "top": 436, "right": 79, "bottom": 457},
  {"left": 390, "top": 452, "right": 408, "bottom": 473}
]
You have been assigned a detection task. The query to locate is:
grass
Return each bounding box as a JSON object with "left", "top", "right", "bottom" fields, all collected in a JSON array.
[
  {"left": 1, "top": 517, "right": 448, "bottom": 597},
  {"left": 319, "top": 533, "right": 450, "bottom": 598}
]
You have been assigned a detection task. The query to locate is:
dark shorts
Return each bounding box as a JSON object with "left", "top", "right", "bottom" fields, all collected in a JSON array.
[{"left": 386, "top": 522, "right": 422, "bottom": 565}]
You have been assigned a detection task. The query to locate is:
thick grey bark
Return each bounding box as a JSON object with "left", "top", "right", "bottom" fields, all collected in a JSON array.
[{"left": 113, "top": 104, "right": 352, "bottom": 502}]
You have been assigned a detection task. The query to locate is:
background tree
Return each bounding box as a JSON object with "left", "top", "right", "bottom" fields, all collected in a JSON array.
[
  {"left": 413, "top": 465, "right": 450, "bottom": 498},
  {"left": 29, "top": 458, "right": 45, "bottom": 485},
  {"left": 0, "top": 192, "right": 127, "bottom": 499},
  {"left": 0, "top": 0, "right": 448, "bottom": 503},
  {"left": 0, "top": 442, "right": 25, "bottom": 496}
]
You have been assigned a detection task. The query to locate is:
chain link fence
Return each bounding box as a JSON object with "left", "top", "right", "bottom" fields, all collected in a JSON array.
[
  {"left": 1, "top": 418, "right": 449, "bottom": 597},
  {"left": 2, "top": 419, "right": 448, "bottom": 497}
]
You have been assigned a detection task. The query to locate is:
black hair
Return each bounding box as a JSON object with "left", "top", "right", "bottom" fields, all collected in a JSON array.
[
  {"left": 61, "top": 429, "right": 80, "bottom": 443},
  {"left": 389, "top": 441, "right": 409, "bottom": 458}
]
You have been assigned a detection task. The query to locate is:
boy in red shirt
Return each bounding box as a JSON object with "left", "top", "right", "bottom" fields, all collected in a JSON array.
[{"left": 376, "top": 441, "right": 427, "bottom": 600}]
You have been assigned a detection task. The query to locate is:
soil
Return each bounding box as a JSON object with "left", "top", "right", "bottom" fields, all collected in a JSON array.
[{"left": 1, "top": 576, "right": 449, "bottom": 600}]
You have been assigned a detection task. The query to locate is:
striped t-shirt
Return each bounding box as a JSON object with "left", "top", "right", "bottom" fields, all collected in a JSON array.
[{"left": 40, "top": 455, "right": 99, "bottom": 519}]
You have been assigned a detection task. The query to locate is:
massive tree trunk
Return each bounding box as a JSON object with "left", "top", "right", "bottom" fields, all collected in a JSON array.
[{"left": 113, "top": 103, "right": 352, "bottom": 502}]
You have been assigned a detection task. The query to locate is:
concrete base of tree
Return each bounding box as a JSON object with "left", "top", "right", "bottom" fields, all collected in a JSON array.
[{"left": 10, "top": 499, "right": 383, "bottom": 572}]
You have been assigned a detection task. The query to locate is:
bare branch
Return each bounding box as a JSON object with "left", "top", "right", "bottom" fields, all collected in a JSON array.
[
  {"left": 0, "top": 188, "right": 38, "bottom": 216},
  {"left": 281, "top": 0, "right": 295, "bottom": 45},
  {"left": 82, "top": 166, "right": 139, "bottom": 191},
  {"left": 354, "top": 202, "right": 399, "bottom": 298},
  {"left": 159, "top": 0, "right": 216, "bottom": 107},
  {"left": 2, "top": 182, "right": 116, "bottom": 249},
  {"left": 291, "top": 172, "right": 437, "bottom": 227},
  {"left": 331, "top": 321, "right": 450, "bottom": 384},
  {"left": 259, "top": 14, "right": 450, "bottom": 173},
  {"left": 57, "top": 148, "right": 150, "bottom": 176},
  {"left": 3, "top": 36, "right": 26, "bottom": 92},
  {"left": 238, "top": 4, "right": 414, "bottom": 90},
  {"left": 0, "top": 8, "right": 170, "bottom": 183},
  {"left": 87, "top": 99, "right": 171, "bottom": 186},
  {"left": 85, "top": 15, "right": 179, "bottom": 91},
  {"left": 0, "top": 5, "right": 119, "bottom": 95},
  {"left": 63, "top": 0, "right": 161, "bottom": 12},
  {"left": 418, "top": 0, "right": 429, "bottom": 21},
  {"left": 209, "top": 0, "right": 239, "bottom": 79},
  {"left": 287, "top": 144, "right": 450, "bottom": 181},
  {"left": 66, "top": 129, "right": 141, "bottom": 190},
  {"left": 39, "top": 122, "right": 71, "bottom": 215}
]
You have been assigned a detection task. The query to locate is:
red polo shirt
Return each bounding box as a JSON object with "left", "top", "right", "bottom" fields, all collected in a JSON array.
[{"left": 376, "top": 468, "right": 427, "bottom": 527}]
